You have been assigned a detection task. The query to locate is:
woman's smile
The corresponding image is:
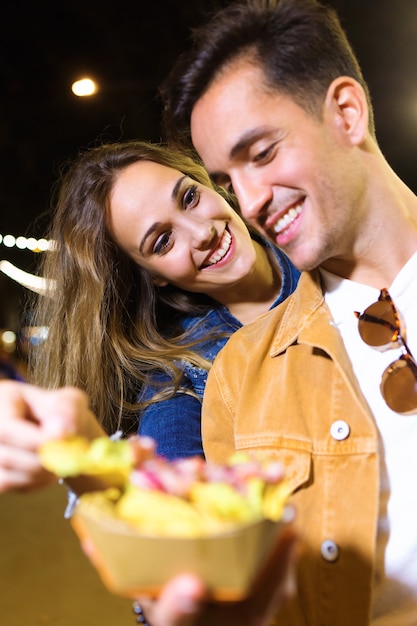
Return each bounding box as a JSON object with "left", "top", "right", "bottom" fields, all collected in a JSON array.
[{"left": 201, "top": 226, "right": 233, "bottom": 268}]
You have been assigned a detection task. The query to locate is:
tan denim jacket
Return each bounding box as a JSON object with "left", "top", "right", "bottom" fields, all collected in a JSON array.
[{"left": 202, "top": 270, "right": 380, "bottom": 626}]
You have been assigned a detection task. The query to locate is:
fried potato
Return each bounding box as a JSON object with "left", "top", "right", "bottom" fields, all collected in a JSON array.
[
  {"left": 39, "top": 436, "right": 291, "bottom": 537},
  {"left": 39, "top": 436, "right": 134, "bottom": 486}
]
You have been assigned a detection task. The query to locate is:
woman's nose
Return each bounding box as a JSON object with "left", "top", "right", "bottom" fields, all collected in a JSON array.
[{"left": 189, "top": 222, "right": 216, "bottom": 250}]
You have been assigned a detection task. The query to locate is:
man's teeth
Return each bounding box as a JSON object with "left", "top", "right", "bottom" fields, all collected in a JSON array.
[
  {"left": 273, "top": 204, "right": 302, "bottom": 234},
  {"left": 206, "top": 229, "right": 232, "bottom": 266}
]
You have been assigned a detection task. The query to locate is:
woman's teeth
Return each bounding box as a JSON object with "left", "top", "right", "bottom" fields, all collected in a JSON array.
[
  {"left": 273, "top": 204, "right": 302, "bottom": 234},
  {"left": 206, "top": 229, "right": 232, "bottom": 266}
]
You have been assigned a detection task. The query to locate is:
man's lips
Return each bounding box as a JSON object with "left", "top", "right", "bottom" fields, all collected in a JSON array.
[
  {"left": 201, "top": 227, "right": 232, "bottom": 268},
  {"left": 268, "top": 201, "right": 303, "bottom": 236}
]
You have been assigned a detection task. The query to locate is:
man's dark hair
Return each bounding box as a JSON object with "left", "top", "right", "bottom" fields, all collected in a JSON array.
[{"left": 161, "top": 0, "right": 374, "bottom": 148}]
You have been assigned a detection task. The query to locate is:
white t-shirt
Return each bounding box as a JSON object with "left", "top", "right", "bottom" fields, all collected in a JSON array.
[{"left": 321, "top": 252, "right": 417, "bottom": 625}]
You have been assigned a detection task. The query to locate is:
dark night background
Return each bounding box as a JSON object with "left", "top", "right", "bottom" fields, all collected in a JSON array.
[{"left": 1, "top": 0, "right": 417, "bottom": 331}]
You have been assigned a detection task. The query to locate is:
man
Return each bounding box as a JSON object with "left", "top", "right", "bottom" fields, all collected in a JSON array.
[
  {"left": 1, "top": 0, "right": 417, "bottom": 624},
  {"left": 159, "top": 0, "right": 417, "bottom": 624}
]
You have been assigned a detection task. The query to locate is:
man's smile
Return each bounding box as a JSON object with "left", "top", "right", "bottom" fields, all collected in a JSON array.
[{"left": 271, "top": 201, "right": 303, "bottom": 237}]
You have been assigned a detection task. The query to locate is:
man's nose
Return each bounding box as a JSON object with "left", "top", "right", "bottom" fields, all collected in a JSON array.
[{"left": 231, "top": 173, "right": 271, "bottom": 224}]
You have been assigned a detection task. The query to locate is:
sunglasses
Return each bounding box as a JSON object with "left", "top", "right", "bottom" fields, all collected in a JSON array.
[{"left": 354, "top": 288, "right": 417, "bottom": 414}]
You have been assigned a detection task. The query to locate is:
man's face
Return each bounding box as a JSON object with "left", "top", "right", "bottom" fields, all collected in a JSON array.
[{"left": 190, "top": 58, "right": 365, "bottom": 272}]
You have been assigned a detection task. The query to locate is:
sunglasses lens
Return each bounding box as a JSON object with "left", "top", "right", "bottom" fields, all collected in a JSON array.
[
  {"left": 381, "top": 357, "right": 417, "bottom": 414},
  {"left": 358, "top": 300, "right": 398, "bottom": 348}
]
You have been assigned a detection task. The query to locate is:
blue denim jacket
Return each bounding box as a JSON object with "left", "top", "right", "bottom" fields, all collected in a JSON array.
[{"left": 137, "top": 243, "right": 300, "bottom": 460}]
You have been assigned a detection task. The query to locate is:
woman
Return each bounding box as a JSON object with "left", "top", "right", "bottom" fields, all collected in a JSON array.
[{"left": 29, "top": 141, "right": 299, "bottom": 460}]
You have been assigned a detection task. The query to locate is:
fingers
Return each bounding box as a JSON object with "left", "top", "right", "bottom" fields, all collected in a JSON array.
[
  {"left": 24, "top": 385, "right": 95, "bottom": 440},
  {"left": 0, "top": 444, "right": 55, "bottom": 492},
  {"left": 137, "top": 575, "right": 207, "bottom": 626},
  {"left": 0, "top": 381, "right": 105, "bottom": 442},
  {"left": 0, "top": 382, "right": 55, "bottom": 491},
  {"left": 32, "top": 386, "right": 106, "bottom": 442},
  {"left": 0, "top": 381, "right": 103, "bottom": 493},
  {"left": 0, "top": 381, "right": 48, "bottom": 449},
  {"left": 0, "top": 411, "right": 46, "bottom": 450}
]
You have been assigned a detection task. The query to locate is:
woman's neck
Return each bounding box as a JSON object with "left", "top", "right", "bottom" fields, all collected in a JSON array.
[{"left": 217, "top": 241, "right": 282, "bottom": 325}]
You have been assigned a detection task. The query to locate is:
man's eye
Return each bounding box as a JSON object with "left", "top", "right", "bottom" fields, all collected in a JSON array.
[
  {"left": 153, "top": 231, "right": 172, "bottom": 254},
  {"left": 219, "top": 180, "right": 234, "bottom": 195},
  {"left": 183, "top": 185, "right": 200, "bottom": 208},
  {"left": 253, "top": 144, "right": 276, "bottom": 163},
  {"left": 215, "top": 178, "right": 234, "bottom": 195}
]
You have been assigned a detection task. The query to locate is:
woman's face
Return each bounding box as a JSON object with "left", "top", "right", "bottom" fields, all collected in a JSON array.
[{"left": 108, "top": 160, "right": 257, "bottom": 297}]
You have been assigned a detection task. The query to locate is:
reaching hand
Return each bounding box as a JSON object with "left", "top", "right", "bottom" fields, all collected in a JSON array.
[{"left": 0, "top": 381, "right": 105, "bottom": 493}]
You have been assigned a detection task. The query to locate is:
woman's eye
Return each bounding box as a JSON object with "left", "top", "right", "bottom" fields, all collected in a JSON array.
[
  {"left": 183, "top": 185, "right": 200, "bottom": 208},
  {"left": 153, "top": 231, "right": 172, "bottom": 255}
]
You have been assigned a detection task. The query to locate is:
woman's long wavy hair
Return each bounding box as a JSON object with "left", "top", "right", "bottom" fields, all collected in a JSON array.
[{"left": 28, "top": 141, "right": 238, "bottom": 434}]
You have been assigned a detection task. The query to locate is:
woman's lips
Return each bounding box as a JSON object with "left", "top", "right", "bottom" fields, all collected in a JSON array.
[{"left": 201, "top": 227, "right": 232, "bottom": 268}]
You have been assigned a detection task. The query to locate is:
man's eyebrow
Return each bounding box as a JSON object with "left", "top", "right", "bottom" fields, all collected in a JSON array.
[
  {"left": 209, "top": 128, "right": 272, "bottom": 185},
  {"left": 229, "top": 127, "right": 272, "bottom": 159},
  {"left": 138, "top": 174, "right": 187, "bottom": 255}
]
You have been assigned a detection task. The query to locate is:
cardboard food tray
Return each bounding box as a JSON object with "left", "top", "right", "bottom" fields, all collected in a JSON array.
[{"left": 71, "top": 502, "right": 285, "bottom": 601}]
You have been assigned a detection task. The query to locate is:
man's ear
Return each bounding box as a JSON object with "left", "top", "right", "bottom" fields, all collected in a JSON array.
[{"left": 324, "top": 76, "right": 369, "bottom": 145}]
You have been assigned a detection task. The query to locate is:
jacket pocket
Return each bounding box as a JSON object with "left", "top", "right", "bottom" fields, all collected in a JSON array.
[{"left": 267, "top": 447, "right": 312, "bottom": 494}]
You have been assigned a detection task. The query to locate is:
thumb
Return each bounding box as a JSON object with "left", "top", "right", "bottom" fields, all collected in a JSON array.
[
  {"left": 141, "top": 574, "right": 207, "bottom": 626},
  {"left": 28, "top": 386, "right": 89, "bottom": 440}
]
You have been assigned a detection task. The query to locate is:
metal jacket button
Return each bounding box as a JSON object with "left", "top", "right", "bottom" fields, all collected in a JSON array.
[
  {"left": 330, "top": 420, "right": 350, "bottom": 441},
  {"left": 321, "top": 540, "right": 339, "bottom": 562}
]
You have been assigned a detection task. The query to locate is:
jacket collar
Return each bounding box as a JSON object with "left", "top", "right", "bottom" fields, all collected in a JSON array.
[
  {"left": 270, "top": 269, "right": 374, "bottom": 417},
  {"left": 270, "top": 269, "right": 327, "bottom": 355}
]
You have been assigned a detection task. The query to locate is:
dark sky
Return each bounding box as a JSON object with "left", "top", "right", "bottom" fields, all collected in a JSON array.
[{"left": 1, "top": 0, "right": 417, "bottom": 328}]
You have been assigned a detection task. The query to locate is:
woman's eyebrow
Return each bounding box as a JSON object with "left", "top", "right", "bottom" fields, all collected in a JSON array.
[
  {"left": 171, "top": 174, "right": 187, "bottom": 201},
  {"left": 139, "top": 221, "right": 161, "bottom": 255},
  {"left": 139, "top": 175, "right": 187, "bottom": 255}
]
